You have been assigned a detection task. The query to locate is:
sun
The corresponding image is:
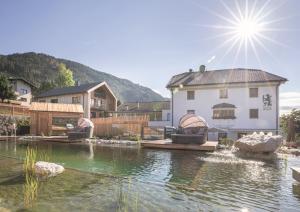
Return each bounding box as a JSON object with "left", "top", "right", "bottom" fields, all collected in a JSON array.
[
  {"left": 200, "top": 0, "right": 286, "bottom": 64},
  {"left": 235, "top": 18, "right": 262, "bottom": 40}
]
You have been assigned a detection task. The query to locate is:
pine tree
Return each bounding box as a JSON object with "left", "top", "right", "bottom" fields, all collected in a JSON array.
[{"left": 0, "top": 75, "right": 16, "bottom": 102}]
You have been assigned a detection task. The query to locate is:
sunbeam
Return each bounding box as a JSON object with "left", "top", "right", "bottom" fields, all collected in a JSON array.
[{"left": 199, "top": 0, "right": 289, "bottom": 65}]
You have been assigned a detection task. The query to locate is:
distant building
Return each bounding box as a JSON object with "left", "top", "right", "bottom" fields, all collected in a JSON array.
[
  {"left": 36, "top": 81, "right": 117, "bottom": 119},
  {"left": 118, "top": 101, "right": 171, "bottom": 127},
  {"left": 167, "top": 67, "right": 287, "bottom": 141},
  {"left": 8, "top": 77, "right": 36, "bottom": 106}
]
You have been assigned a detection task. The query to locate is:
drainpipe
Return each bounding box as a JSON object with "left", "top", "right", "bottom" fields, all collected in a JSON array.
[
  {"left": 171, "top": 88, "right": 174, "bottom": 126},
  {"left": 276, "top": 84, "right": 279, "bottom": 135}
]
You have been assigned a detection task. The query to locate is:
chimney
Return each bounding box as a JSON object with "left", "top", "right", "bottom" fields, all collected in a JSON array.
[
  {"left": 75, "top": 80, "right": 80, "bottom": 86},
  {"left": 199, "top": 65, "right": 206, "bottom": 73}
]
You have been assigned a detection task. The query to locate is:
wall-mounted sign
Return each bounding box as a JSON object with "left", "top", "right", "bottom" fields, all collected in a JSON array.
[{"left": 263, "top": 94, "right": 272, "bottom": 110}]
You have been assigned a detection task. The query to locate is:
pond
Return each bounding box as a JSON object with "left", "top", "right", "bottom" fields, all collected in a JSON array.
[{"left": 0, "top": 138, "right": 300, "bottom": 211}]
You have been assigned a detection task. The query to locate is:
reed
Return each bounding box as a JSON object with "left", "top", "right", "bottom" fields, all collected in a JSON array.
[
  {"left": 23, "top": 146, "right": 39, "bottom": 208},
  {"left": 23, "top": 146, "right": 37, "bottom": 174},
  {"left": 117, "top": 177, "right": 139, "bottom": 212},
  {"left": 23, "top": 171, "right": 38, "bottom": 208}
]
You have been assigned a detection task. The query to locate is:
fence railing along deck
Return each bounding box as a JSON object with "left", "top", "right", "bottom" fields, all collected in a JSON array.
[
  {"left": 0, "top": 102, "right": 29, "bottom": 116},
  {"left": 91, "top": 115, "right": 149, "bottom": 138}
]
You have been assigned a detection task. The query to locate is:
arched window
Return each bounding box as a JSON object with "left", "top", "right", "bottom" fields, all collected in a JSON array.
[{"left": 212, "top": 103, "right": 236, "bottom": 119}]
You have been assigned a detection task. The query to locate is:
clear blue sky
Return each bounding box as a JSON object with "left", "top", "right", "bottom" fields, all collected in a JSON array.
[{"left": 0, "top": 0, "right": 299, "bottom": 106}]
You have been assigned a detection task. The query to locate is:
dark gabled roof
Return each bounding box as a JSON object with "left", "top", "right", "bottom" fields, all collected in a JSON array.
[
  {"left": 166, "top": 68, "right": 287, "bottom": 88},
  {"left": 8, "top": 77, "right": 37, "bottom": 88},
  {"left": 212, "top": 103, "right": 236, "bottom": 109},
  {"left": 36, "top": 82, "right": 102, "bottom": 98},
  {"left": 118, "top": 101, "right": 170, "bottom": 112}
]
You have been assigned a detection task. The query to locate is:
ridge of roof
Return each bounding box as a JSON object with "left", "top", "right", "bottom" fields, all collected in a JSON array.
[
  {"left": 36, "top": 81, "right": 103, "bottom": 98},
  {"left": 166, "top": 68, "right": 287, "bottom": 88}
]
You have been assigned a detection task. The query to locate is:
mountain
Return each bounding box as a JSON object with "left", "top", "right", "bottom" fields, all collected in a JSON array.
[{"left": 0, "top": 52, "right": 165, "bottom": 102}]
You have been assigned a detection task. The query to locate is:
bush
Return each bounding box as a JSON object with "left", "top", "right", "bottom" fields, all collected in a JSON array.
[{"left": 219, "top": 138, "right": 234, "bottom": 147}]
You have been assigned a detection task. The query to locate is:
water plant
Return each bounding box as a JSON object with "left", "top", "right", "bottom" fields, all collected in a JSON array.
[
  {"left": 117, "top": 177, "right": 139, "bottom": 212},
  {"left": 23, "top": 146, "right": 39, "bottom": 208},
  {"left": 23, "top": 171, "right": 39, "bottom": 208},
  {"left": 23, "top": 146, "right": 37, "bottom": 174}
]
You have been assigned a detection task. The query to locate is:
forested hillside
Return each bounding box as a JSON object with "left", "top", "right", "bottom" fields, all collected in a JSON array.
[{"left": 0, "top": 52, "right": 164, "bottom": 102}]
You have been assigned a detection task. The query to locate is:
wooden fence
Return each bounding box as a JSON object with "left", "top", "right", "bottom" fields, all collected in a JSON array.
[
  {"left": 91, "top": 115, "right": 149, "bottom": 138},
  {"left": 0, "top": 102, "right": 29, "bottom": 116}
]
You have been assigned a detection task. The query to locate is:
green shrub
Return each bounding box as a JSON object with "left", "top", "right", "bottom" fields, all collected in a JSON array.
[{"left": 219, "top": 138, "right": 234, "bottom": 147}]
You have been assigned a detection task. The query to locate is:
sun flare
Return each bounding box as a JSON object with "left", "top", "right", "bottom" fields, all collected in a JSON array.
[
  {"left": 235, "top": 18, "right": 262, "bottom": 40},
  {"left": 201, "top": 0, "right": 286, "bottom": 64}
]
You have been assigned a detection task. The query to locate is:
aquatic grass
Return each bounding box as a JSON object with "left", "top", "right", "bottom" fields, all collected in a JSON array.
[
  {"left": 117, "top": 177, "right": 139, "bottom": 212},
  {"left": 22, "top": 146, "right": 39, "bottom": 209},
  {"left": 23, "top": 146, "right": 37, "bottom": 174},
  {"left": 23, "top": 171, "right": 39, "bottom": 208}
]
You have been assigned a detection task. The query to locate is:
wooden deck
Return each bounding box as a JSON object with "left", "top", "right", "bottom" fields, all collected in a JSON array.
[
  {"left": 39, "top": 136, "right": 82, "bottom": 143},
  {"left": 141, "top": 140, "right": 217, "bottom": 151}
]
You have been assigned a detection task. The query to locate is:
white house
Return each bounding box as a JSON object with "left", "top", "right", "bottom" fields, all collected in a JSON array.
[
  {"left": 36, "top": 81, "right": 117, "bottom": 119},
  {"left": 8, "top": 77, "right": 36, "bottom": 106},
  {"left": 166, "top": 67, "right": 287, "bottom": 141}
]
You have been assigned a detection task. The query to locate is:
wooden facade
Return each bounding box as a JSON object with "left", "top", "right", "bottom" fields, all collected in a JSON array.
[
  {"left": 92, "top": 115, "right": 149, "bottom": 138},
  {"left": 30, "top": 102, "right": 84, "bottom": 136},
  {"left": 0, "top": 102, "right": 29, "bottom": 116}
]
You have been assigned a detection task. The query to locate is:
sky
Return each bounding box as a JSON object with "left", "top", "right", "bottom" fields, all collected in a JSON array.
[{"left": 0, "top": 0, "right": 299, "bottom": 111}]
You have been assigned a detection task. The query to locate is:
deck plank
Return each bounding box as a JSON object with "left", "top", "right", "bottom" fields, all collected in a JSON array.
[{"left": 141, "top": 140, "right": 217, "bottom": 151}]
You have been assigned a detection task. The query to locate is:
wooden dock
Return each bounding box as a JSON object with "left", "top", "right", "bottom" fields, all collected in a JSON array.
[
  {"left": 39, "top": 136, "right": 82, "bottom": 143},
  {"left": 141, "top": 140, "right": 217, "bottom": 151}
]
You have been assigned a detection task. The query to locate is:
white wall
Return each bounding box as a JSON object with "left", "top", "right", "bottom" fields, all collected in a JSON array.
[
  {"left": 15, "top": 80, "right": 32, "bottom": 106},
  {"left": 172, "top": 83, "right": 279, "bottom": 133}
]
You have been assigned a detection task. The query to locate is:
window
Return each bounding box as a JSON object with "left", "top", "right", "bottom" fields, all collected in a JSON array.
[
  {"left": 249, "top": 88, "right": 258, "bottom": 98},
  {"left": 187, "top": 110, "right": 195, "bottom": 114},
  {"left": 21, "top": 88, "right": 28, "bottom": 94},
  {"left": 39, "top": 100, "right": 46, "bottom": 102},
  {"left": 72, "top": 96, "right": 80, "bottom": 104},
  {"left": 187, "top": 91, "right": 195, "bottom": 100},
  {"left": 219, "top": 88, "right": 228, "bottom": 99},
  {"left": 213, "top": 109, "right": 235, "bottom": 119},
  {"left": 50, "top": 99, "right": 58, "bottom": 103},
  {"left": 249, "top": 109, "right": 259, "bottom": 119}
]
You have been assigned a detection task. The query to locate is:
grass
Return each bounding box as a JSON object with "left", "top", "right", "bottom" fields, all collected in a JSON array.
[
  {"left": 23, "top": 146, "right": 37, "bottom": 174},
  {"left": 23, "top": 146, "right": 38, "bottom": 208},
  {"left": 117, "top": 177, "right": 139, "bottom": 212},
  {"left": 22, "top": 146, "right": 51, "bottom": 208}
]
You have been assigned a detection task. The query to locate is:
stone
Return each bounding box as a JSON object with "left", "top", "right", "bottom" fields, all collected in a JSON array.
[
  {"left": 34, "top": 161, "right": 64, "bottom": 177},
  {"left": 234, "top": 132, "right": 283, "bottom": 153},
  {"left": 292, "top": 167, "right": 300, "bottom": 182}
]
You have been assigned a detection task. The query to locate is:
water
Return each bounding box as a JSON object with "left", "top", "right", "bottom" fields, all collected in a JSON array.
[{"left": 0, "top": 139, "right": 300, "bottom": 211}]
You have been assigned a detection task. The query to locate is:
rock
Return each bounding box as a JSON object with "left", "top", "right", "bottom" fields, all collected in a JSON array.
[
  {"left": 35, "top": 161, "right": 64, "bottom": 177},
  {"left": 234, "top": 132, "right": 283, "bottom": 153},
  {"left": 292, "top": 167, "right": 300, "bottom": 182}
]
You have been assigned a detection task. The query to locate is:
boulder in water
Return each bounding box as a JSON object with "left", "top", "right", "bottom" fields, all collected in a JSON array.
[
  {"left": 234, "top": 132, "right": 282, "bottom": 153},
  {"left": 35, "top": 161, "right": 64, "bottom": 177}
]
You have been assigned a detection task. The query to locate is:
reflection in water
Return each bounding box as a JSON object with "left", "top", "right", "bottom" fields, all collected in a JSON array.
[
  {"left": 0, "top": 139, "right": 299, "bottom": 211},
  {"left": 23, "top": 171, "right": 38, "bottom": 208}
]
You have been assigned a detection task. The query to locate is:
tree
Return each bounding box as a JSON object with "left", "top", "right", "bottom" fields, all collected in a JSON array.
[
  {"left": 36, "top": 81, "right": 56, "bottom": 94},
  {"left": 55, "top": 63, "right": 75, "bottom": 88},
  {"left": 0, "top": 74, "right": 16, "bottom": 102},
  {"left": 280, "top": 109, "right": 300, "bottom": 142}
]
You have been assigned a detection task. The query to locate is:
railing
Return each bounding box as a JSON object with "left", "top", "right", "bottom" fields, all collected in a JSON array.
[{"left": 0, "top": 102, "right": 30, "bottom": 116}]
